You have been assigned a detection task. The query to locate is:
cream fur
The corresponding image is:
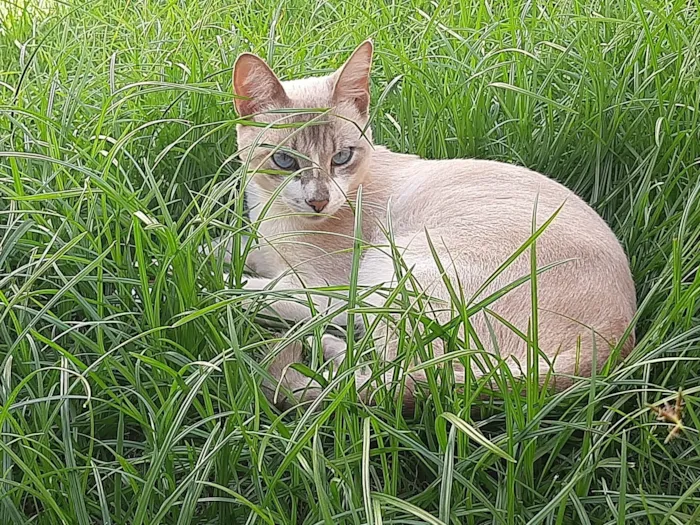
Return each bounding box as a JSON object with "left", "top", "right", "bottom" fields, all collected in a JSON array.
[{"left": 231, "top": 41, "right": 636, "bottom": 409}]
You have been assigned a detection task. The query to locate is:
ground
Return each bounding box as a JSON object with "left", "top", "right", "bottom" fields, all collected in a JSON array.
[{"left": 0, "top": 0, "right": 699, "bottom": 523}]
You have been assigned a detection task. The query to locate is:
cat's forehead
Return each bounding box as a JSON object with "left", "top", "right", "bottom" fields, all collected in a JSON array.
[
  {"left": 265, "top": 115, "right": 358, "bottom": 155},
  {"left": 237, "top": 73, "right": 369, "bottom": 151},
  {"left": 280, "top": 75, "right": 334, "bottom": 107}
]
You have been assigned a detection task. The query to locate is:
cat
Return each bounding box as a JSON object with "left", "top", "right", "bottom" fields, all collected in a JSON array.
[{"left": 229, "top": 40, "right": 636, "bottom": 410}]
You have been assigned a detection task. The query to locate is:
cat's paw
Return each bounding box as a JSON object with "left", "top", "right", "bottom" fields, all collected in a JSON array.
[
  {"left": 305, "top": 334, "right": 346, "bottom": 367},
  {"left": 321, "top": 334, "right": 346, "bottom": 367}
]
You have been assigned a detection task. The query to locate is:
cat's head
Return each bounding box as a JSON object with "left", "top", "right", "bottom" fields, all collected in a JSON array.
[{"left": 233, "top": 41, "right": 374, "bottom": 221}]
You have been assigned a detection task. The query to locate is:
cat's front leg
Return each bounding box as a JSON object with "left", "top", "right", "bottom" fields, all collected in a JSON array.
[
  {"left": 242, "top": 275, "right": 347, "bottom": 325},
  {"left": 317, "top": 333, "right": 409, "bottom": 405}
]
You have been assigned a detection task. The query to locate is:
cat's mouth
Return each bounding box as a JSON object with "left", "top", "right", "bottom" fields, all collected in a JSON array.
[{"left": 291, "top": 206, "right": 337, "bottom": 221}]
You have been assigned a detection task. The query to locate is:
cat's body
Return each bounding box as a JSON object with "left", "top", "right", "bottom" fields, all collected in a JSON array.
[{"left": 231, "top": 41, "right": 636, "bottom": 408}]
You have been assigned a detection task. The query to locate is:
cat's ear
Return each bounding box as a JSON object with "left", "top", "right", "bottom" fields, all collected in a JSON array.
[
  {"left": 233, "top": 53, "right": 288, "bottom": 117},
  {"left": 332, "top": 40, "right": 373, "bottom": 115}
]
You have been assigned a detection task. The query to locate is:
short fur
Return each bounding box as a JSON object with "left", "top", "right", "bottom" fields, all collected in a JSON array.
[{"left": 232, "top": 41, "right": 636, "bottom": 409}]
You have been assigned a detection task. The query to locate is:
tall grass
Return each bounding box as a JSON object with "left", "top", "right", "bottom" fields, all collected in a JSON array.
[{"left": 0, "top": 0, "right": 699, "bottom": 523}]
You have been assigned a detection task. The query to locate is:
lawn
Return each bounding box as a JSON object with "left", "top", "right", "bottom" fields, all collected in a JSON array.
[{"left": 1, "top": 0, "right": 699, "bottom": 523}]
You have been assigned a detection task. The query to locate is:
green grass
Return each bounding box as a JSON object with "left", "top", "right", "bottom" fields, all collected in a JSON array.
[{"left": 1, "top": 0, "right": 699, "bottom": 523}]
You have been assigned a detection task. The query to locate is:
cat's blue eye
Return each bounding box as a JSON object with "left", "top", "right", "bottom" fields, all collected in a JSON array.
[
  {"left": 332, "top": 148, "right": 353, "bottom": 166},
  {"left": 272, "top": 151, "right": 297, "bottom": 171}
]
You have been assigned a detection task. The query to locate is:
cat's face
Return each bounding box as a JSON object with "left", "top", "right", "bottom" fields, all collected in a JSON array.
[{"left": 233, "top": 41, "right": 374, "bottom": 221}]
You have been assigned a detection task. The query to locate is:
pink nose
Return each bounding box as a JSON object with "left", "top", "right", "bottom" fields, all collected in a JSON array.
[{"left": 306, "top": 199, "right": 329, "bottom": 213}]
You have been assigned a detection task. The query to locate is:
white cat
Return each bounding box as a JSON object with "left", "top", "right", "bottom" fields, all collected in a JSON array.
[{"left": 230, "top": 40, "right": 636, "bottom": 409}]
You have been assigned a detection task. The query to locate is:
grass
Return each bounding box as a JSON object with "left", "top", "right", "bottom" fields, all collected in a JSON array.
[{"left": 0, "top": 0, "right": 699, "bottom": 523}]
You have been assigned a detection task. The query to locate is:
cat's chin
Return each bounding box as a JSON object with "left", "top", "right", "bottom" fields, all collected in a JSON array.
[{"left": 301, "top": 214, "right": 330, "bottom": 222}]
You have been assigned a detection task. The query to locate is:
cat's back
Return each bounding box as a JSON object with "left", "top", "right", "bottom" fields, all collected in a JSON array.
[
  {"left": 372, "top": 149, "right": 620, "bottom": 257},
  {"left": 375, "top": 149, "right": 586, "bottom": 216}
]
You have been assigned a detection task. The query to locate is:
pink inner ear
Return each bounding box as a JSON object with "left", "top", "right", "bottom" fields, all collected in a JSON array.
[
  {"left": 333, "top": 42, "right": 373, "bottom": 114},
  {"left": 234, "top": 54, "right": 287, "bottom": 117},
  {"left": 333, "top": 68, "right": 371, "bottom": 114},
  {"left": 235, "top": 88, "right": 259, "bottom": 117}
]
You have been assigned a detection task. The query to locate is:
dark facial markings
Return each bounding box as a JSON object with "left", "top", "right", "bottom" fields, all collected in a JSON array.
[{"left": 260, "top": 117, "right": 363, "bottom": 182}]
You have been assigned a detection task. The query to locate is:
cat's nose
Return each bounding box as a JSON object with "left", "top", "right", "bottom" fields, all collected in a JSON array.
[{"left": 306, "top": 198, "right": 329, "bottom": 213}]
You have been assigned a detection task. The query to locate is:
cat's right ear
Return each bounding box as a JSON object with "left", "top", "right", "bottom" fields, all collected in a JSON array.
[
  {"left": 332, "top": 40, "right": 373, "bottom": 115},
  {"left": 233, "top": 53, "right": 288, "bottom": 117}
]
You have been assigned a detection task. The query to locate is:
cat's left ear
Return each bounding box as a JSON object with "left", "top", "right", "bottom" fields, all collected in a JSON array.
[{"left": 332, "top": 40, "right": 373, "bottom": 115}]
